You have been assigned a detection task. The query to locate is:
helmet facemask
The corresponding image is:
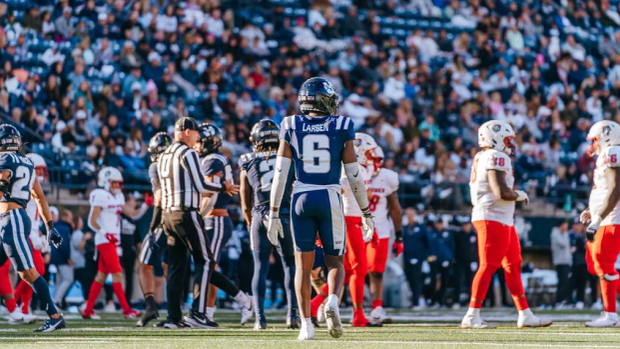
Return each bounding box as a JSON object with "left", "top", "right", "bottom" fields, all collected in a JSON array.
[{"left": 503, "top": 136, "right": 516, "bottom": 155}]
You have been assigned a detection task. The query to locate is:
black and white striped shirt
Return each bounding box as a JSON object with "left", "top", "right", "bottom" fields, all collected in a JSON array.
[{"left": 158, "top": 142, "right": 222, "bottom": 211}]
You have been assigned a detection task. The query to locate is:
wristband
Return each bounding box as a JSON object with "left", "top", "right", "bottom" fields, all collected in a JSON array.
[
  {"left": 395, "top": 230, "right": 403, "bottom": 241},
  {"left": 46, "top": 221, "right": 54, "bottom": 232},
  {"left": 361, "top": 207, "right": 372, "bottom": 217}
]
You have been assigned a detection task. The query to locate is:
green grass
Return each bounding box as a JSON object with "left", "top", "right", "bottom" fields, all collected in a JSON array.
[{"left": 2, "top": 310, "right": 619, "bottom": 348}]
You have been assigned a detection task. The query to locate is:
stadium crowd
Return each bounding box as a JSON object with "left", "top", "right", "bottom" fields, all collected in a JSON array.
[
  {"left": 1, "top": 0, "right": 618, "bottom": 209},
  {"left": 1, "top": 0, "right": 620, "bottom": 313}
]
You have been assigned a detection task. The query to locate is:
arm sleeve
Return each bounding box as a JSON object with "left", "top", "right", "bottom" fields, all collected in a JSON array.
[
  {"left": 182, "top": 150, "right": 224, "bottom": 193},
  {"left": 269, "top": 156, "right": 291, "bottom": 211},
  {"left": 344, "top": 117, "right": 355, "bottom": 141},
  {"left": 485, "top": 151, "right": 512, "bottom": 172},
  {"left": 344, "top": 162, "right": 370, "bottom": 214}
]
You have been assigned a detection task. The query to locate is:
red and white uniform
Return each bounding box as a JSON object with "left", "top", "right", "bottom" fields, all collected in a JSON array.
[
  {"left": 89, "top": 189, "right": 125, "bottom": 246},
  {"left": 367, "top": 168, "right": 399, "bottom": 238},
  {"left": 89, "top": 188, "right": 125, "bottom": 274},
  {"left": 470, "top": 149, "right": 515, "bottom": 226},
  {"left": 365, "top": 167, "right": 399, "bottom": 273},
  {"left": 586, "top": 145, "right": 620, "bottom": 279}
]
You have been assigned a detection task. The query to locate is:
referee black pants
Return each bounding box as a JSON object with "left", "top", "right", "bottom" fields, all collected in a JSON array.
[{"left": 163, "top": 210, "right": 215, "bottom": 322}]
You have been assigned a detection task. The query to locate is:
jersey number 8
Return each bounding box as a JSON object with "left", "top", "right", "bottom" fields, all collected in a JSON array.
[{"left": 302, "top": 134, "right": 330, "bottom": 174}]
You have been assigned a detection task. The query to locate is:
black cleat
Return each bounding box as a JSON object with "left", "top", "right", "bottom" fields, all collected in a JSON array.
[
  {"left": 137, "top": 307, "right": 159, "bottom": 327},
  {"left": 155, "top": 319, "right": 168, "bottom": 327},
  {"left": 287, "top": 315, "right": 301, "bottom": 329},
  {"left": 311, "top": 317, "right": 320, "bottom": 328},
  {"left": 184, "top": 311, "right": 218, "bottom": 329},
  {"left": 34, "top": 314, "right": 66, "bottom": 332}
]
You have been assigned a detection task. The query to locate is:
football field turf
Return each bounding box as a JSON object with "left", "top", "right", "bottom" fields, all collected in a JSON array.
[{"left": 2, "top": 309, "right": 620, "bottom": 348}]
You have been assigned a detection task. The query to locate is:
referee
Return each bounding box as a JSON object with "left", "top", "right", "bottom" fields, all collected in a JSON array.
[{"left": 158, "top": 117, "right": 234, "bottom": 328}]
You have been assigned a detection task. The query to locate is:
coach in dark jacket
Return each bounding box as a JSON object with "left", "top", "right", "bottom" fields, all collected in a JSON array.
[
  {"left": 453, "top": 216, "right": 478, "bottom": 306},
  {"left": 403, "top": 208, "right": 429, "bottom": 308}
]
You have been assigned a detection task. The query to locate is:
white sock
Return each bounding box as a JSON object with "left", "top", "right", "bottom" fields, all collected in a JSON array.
[
  {"left": 327, "top": 294, "right": 339, "bottom": 307},
  {"left": 234, "top": 291, "right": 249, "bottom": 307},
  {"left": 301, "top": 317, "right": 312, "bottom": 326},
  {"left": 518, "top": 308, "right": 533, "bottom": 317},
  {"left": 466, "top": 307, "right": 480, "bottom": 317},
  {"left": 206, "top": 307, "right": 215, "bottom": 319}
]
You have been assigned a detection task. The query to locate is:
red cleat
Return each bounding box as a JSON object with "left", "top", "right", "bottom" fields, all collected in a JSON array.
[
  {"left": 82, "top": 310, "right": 101, "bottom": 320},
  {"left": 351, "top": 316, "right": 383, "bottom": 328},
  {"left": 123, "top": 309, "right": 142, "bottom": 319}
]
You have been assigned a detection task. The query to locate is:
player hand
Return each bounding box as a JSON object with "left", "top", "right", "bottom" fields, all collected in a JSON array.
[
  {"left": 30, "top": 233, "right": 44, "bottom": 251},
  {"left": 315, "top": 236, "right": 323, "bottom": 248},
  {"left": 586, "top": 214, "right": 602, "bottom": 242},
  {"left": 580, "top": 208, "right": 591, "bottom": 224},
  {"left": 148, "top": 231, "right": 159, "bottom": 251},
  {"left": 224, "top": 181, "right": 240, "bottom": 196},
  {"left": 515, "top": 190, "right": 529, "bottom": 205},
  {"left": 392, "top": 237, "right": 404, "bottom": 257},
  {"left": 48, "top": 228, "right": 63, "bottom": 249},
  {"left": 361, "top": 209, "right": 375, "bottom": 243},
  {"left": 267, "top": 211, "right": 283, "bottom": 247}
]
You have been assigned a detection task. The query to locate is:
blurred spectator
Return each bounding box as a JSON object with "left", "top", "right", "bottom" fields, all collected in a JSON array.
[
  {"left": 403, "top": 208, "right": 429, "bottom": 308},
  {"left": 551, "top": 220, "right": 572, "bottom": 307},
  {"left": 51, "top": 209, "right": 74, "bottom": 308}
]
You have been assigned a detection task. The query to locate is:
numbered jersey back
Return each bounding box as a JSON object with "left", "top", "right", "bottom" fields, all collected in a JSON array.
[
  {"left": 469, "top": 149, "right": 515, "bottom": 226},
  {"left": 280, "top": 114, "right": 355, "bottom": 187},
  {"left": 239, "top": 151, "right": 294, "bottom": 214},
  {"left": 0, "top": 153, "right": 36, "bottom": 208},
  {"left": 201, "top": 152, "right": 234, "bottom": 210}
]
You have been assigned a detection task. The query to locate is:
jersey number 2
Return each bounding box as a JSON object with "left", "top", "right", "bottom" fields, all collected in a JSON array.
[
  {"left": 302, "top": 134, "right": 330, "bottom": 174},
  {"left": 12, "top": 166, "right": 33, "bottom": 200},
  {"left": 259, "top": 159, "right": 275, "bottom": 192}
]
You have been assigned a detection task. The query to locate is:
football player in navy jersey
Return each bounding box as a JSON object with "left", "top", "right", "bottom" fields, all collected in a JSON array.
[
  {"left": 137, "top": 132, "right": 172, "bottom": 327},
  {"left": 0, "top": 124, "right": 65, "bottom": 332},
  {"left": 239, "top": 119, "right": 299, "bottom": 330},
  {"left": 196, "top": 123, "right": 253, "bottom": 327},
  {"left": 267, "top": 78, "right": 375, "bottom": 340}
]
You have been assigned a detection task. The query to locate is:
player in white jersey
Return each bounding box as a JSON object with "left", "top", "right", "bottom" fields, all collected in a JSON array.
[
  {"left": 461, "top": 120, "right": 551, "bottom": 329},
  {"left": 365, "top": 146, "right": 402, "bottom": 324},
  {"left": 82, "top": 167, "right": 148, "bottom": 320},
  {"left": 579, "top": 120, "right": 620, "bottom": 327}
]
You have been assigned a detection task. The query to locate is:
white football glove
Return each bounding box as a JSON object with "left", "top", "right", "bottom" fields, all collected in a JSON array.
[
  {"left": 580, "top": 208, "right": 591, "bottom": 224},
  {"left": 586, "top": 214, "right": 603, "bottom": 242},
  {"left": 515, "top": 190, "right": 529, "bottom": 205},
  {"left": 30, "top": 232, "right": 44, "bottom": 251},
  {"left": 267, "top": 211, "right": 284, "bottom": 247},
  {"left": 361, "top": 209, "right": 375, "bottom": 243}
]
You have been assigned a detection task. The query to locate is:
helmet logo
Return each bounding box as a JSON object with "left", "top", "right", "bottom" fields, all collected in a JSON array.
[
  {"left": 323, "top": 82, "right": 335, "bottom": 95},
  {"left": 603, "top": 125, "right": 612, "bottom": 136},
  {"left": 492, "top": 124, "right": 501, "bottom": 132}
]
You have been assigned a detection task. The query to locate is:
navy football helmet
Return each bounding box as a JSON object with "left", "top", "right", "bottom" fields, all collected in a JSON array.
[
  {"left": 298, "top": 77, "right": 339, "bottom": 116},
  {"left": 250, "top": 119, "right": 280, "bottom": 152},
  {"left": 0, "top": 124, "right": 22, "bottom": 152},
  {"left": 197, "top": 123, "right": 222, "bottom": 157},
  {"left": 147, "top": 132, "right": 173, "bottom": 162}
]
